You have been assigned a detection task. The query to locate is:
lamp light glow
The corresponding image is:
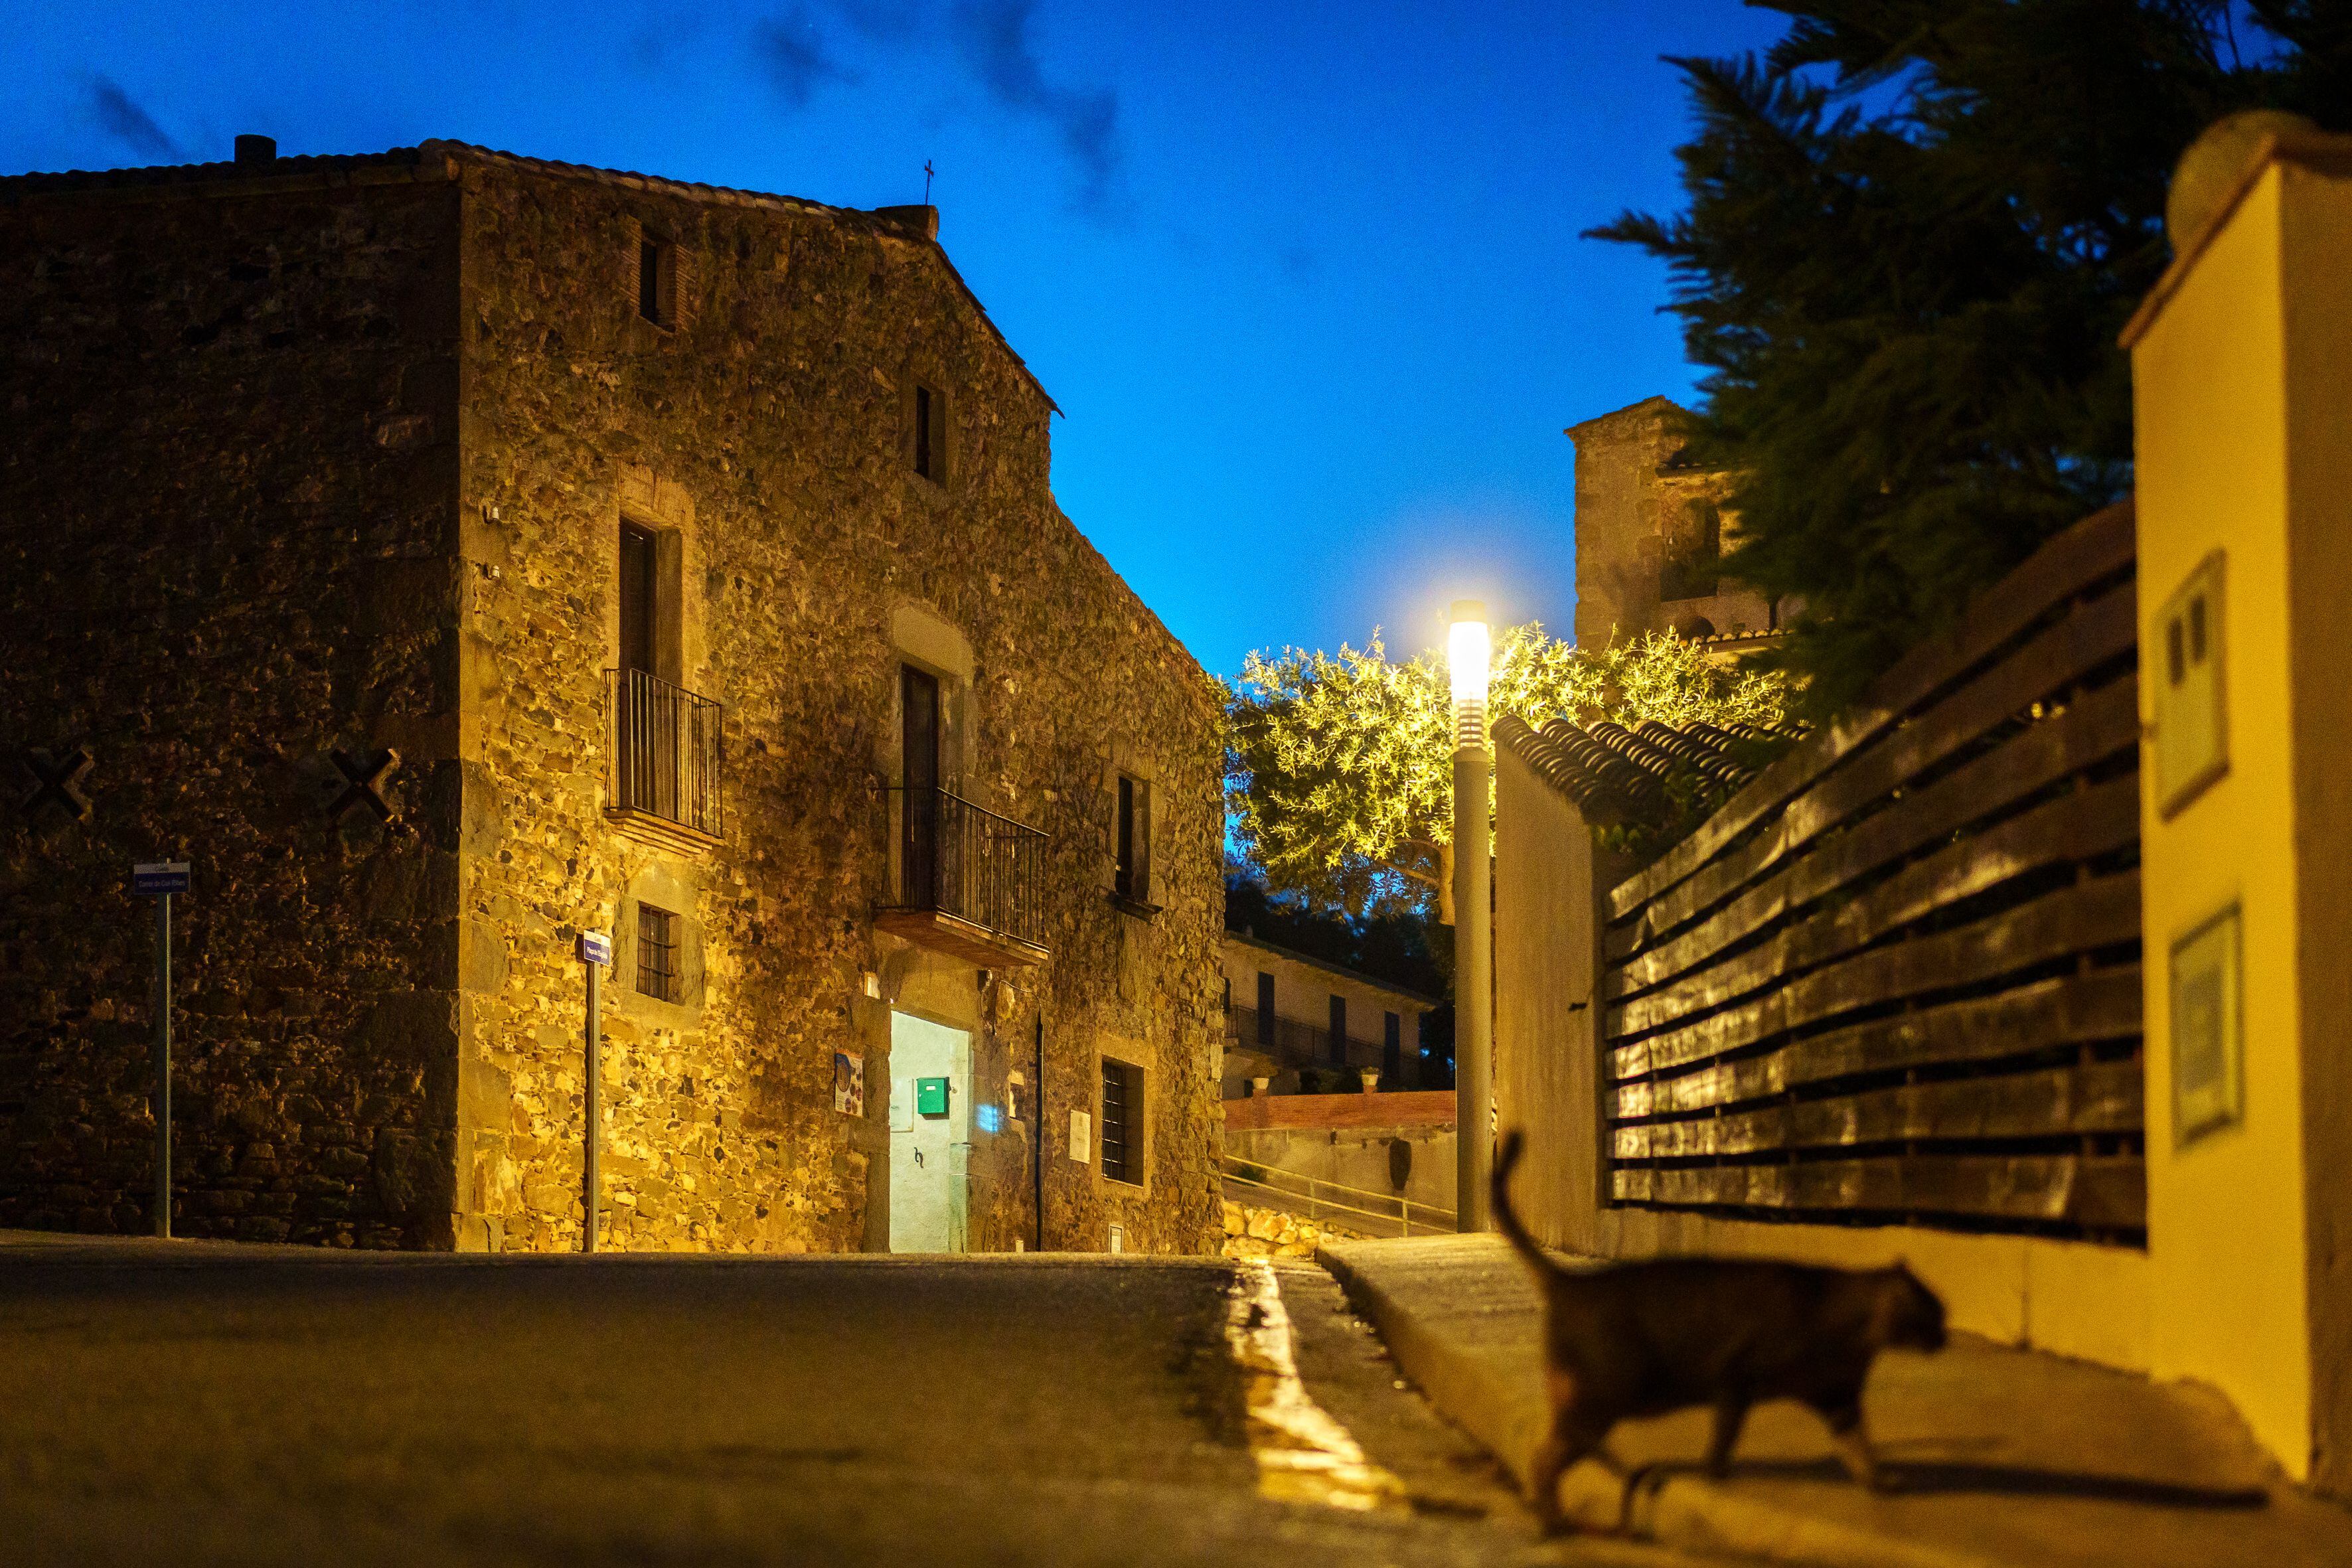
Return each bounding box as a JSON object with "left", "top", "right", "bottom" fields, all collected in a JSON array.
[{"left": 1447, "top": 601, "right": 1490, "bottom": 747}]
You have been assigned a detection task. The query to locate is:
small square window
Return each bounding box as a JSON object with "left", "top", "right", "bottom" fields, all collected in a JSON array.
[
  {"left": 1100, "top": 1058, "right": 1142, "bottom": 1186},
  {"left": 637, "top": 903, "right": 681, "bottom": 1002}
]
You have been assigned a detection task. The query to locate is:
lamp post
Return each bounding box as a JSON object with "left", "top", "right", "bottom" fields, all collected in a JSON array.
[{"left": 1449, "top": 601, "right": 1492, "bottom": 1233}]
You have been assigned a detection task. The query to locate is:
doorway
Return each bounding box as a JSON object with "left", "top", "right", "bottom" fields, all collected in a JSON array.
[{"left": 888, "top": 1010, "right": 970, "bottom": 1253}]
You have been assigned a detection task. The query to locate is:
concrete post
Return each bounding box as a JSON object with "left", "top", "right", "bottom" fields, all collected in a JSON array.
[
  {"left": 2124, "top": 119, "right": 2352, "bottom": 1496},
  {"left": 1454, "top": 744, "right": 1492, "bottom": 1233}
]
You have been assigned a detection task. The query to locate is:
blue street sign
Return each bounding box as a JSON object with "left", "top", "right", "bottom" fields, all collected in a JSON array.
[
  {"left": 578, "top": 931, "right": 612, "bottom": 966},
  {"left": 132, "top": 862, "right": 191, "bottom": 896}
]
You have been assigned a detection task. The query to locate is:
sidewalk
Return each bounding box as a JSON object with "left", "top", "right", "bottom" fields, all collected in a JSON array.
[{"left": 1320, "top": 1234, "right": 2352, "bottom": 1568}]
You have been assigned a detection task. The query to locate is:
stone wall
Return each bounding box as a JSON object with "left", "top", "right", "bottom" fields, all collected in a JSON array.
[
  {"left": 445, "top": 151, "right": 1223, "bottom": 1255},
  {"left": 0, "top": 143, "right": 1225, "bottom": 1257},
  {"left": 0, "top": 159, "right": 465, "bottom": 1245}
]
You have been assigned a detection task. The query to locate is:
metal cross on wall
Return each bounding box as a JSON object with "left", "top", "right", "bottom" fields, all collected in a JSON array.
[
  {"left": 327, "top": 746, "right": 401, "bottom": 823},
  {"left": 20, "top": 747, "right": 92, "bottom": 821}
]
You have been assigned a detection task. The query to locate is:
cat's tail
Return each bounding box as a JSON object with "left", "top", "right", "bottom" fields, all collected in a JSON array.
[{"left": 1490, "top": 1129, "right": 1559, "bottom": 1279}]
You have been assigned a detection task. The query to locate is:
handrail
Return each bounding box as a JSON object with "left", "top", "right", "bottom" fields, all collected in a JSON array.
[
  {"left": 1218, "top": 1153, "right": 1451, "bottom": 1236},
  {"left": 604, "top": 668, "right": 724, "bottom": 839},
  {"left": 879, "top": 784, "right": 1049, "bottom": 949}
]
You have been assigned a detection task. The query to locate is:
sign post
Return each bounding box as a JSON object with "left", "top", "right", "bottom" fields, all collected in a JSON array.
[
  {"left": 132, "top": 861, "right": 191, "bottom": 1239},
  {"left": 577, "top": 929, "right": 611, "bottom": 1253}
]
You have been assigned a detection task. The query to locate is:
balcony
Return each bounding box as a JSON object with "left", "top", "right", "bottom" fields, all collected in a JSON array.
[
  {"left": 604, "top": 668, "right": 724, "bottom": 856},
  {"left": 875, "top": 785, "right": 1050, "bottom": 968},
  {"left": 1224, "top": 1004, "right": 1413, "bottom": 1087}
]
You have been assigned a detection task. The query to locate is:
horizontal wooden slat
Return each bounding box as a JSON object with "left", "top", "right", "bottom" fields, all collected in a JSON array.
[
  {"left": 1614, "top": 1061, "right": 2142, "bottom": 1160},
  {"left": 1612, "top": 582, "right": 2138, "bottom": 943},
  {"left": 1610, "top": 501, "right": 2137, "bottom": 919},
  {"left": 1609, "top": 678, "right": 2142, "bottom": 988},
  {"left": 1609, "top": 771, "right": 2139, "bottom": 1028},
  {"left": 1612, "top": 1152, "right": 2145, "bottom": 1229},
  {"left": 1612, "top": 969, "right": 2142, "bottom": 1119},
  {"left": 1609, "top": 872, "right": 2141, "bottom": 1080}
]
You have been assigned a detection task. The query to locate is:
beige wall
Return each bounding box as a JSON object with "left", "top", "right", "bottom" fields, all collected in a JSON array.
[
  {"left": 1221, "top": 935, "right": 1428, "bottom": 1081},
  {"left": 2127, "top": 142, "right": 2352, "bottom": 1492}
]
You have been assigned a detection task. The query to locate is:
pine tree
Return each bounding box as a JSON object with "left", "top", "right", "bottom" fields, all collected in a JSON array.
[{"left": 1593, "top": 1, "right": 2345, "bottom": 712}]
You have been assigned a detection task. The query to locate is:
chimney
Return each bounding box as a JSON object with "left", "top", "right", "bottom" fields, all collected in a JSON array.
[
  {"left": 234, "top": 134, "right": 277, "bottom": 166},
  {"left": 871, "top": 204, "right": 939, "bottom": 241}
]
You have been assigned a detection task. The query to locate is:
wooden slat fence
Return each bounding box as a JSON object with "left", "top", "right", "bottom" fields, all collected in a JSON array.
[{"left": 1600, "top": 503, "right": 2147, "bottom": 1240}]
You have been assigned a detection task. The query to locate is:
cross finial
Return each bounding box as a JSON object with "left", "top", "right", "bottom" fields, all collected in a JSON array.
[{"left": 924, "top": 159, "right": 935, "bottom": 204}]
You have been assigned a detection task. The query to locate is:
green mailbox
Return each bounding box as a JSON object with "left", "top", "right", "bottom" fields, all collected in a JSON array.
[{"left": 916, "top": 1077, "right": 950, "bottom": 1117}]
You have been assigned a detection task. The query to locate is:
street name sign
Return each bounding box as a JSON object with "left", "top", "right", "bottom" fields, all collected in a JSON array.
[
  {"left": 578, "top": 931, "right": 612, "bottom": 966},
  {"left": 132, "top": 862, "right": 191, "bottom": 896}
]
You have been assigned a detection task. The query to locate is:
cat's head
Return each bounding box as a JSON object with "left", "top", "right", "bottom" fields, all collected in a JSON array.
[{"left": 1876, "top": 1263, "right": 1948, "bottom": 1352}]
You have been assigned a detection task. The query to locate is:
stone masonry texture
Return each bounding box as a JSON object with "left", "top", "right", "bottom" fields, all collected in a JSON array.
[
  {"left": 1, "top": 141, "right": 1225, "bottom": 1256},
  {"left": 1567, "top": 394, "right": 1775, "bottom": 651}
]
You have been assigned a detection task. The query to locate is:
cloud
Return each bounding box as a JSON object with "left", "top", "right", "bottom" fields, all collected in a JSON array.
[
  {"left": 950, "top": 0, "right": 1121, "bottom": 207},
  {"left": 756, "top": 6, "right": 857, "bottom": 108},
  {"left": 88, "top": 77, "right": 182, "bottom": 161}
]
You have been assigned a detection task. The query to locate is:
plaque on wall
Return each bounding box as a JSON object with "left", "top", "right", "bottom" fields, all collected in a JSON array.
[{"left": 2171, "top": 903, "right": 2243, "bottom": 1146}]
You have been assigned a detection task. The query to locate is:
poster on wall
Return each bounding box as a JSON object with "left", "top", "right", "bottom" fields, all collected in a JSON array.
[
  {"left": 833, "top": 1050, "right": 864, "bottom": 1117},
  {"left": 1069, "top": 1109, "right": 1092, "bottom": 1162}
]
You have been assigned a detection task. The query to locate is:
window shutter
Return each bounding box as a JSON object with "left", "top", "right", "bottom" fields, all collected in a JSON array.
[{"left": 672, "top": 245, "right": 700, "bottom": 331}]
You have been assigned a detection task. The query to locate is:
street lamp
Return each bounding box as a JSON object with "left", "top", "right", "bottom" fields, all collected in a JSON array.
[{"left": 1449, "top": 600, "right": 1492, "bottom": 1233}]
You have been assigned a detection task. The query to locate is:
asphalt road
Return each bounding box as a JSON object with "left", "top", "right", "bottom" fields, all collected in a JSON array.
[{"left": 0, "top": 1232, "right": 1714, "bottom": 1567}]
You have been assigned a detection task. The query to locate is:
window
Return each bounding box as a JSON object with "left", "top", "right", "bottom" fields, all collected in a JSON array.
[
  {"left": 1383, "top": 1011, "right": 1403, "bottom": 1083},
  {"left": 1660, "top": 499, "right": 1722, "bottom": 603},
  {"left": 1100, "top": 1058, "right": 1142, "bottom": 1186},
  {"left": 637, "top": 903, "right": 681, "bottom": 1002},
  {"left": 1328, "top": 994, "right": 1348, "bottom": 1066},
  {"left": 912, "top": 382, "right": 947, "bottom": 481},
  {"left": 1113, "top": 773, "right": 1150, "bottom": 904},
  {"left": 637, "top": 233, "right": 676, "bottom": 329},
  {"left": 1255, "top": 973, "right": 1275, "bottom": 1045},
  {"left": 1222, "top": 975, "right": 1231, "bottom": 1013}
]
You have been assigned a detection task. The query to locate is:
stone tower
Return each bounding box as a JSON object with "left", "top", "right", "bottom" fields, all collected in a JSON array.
[{"left": 1566, "top": 396, "right": 1781, "bottom": 652}]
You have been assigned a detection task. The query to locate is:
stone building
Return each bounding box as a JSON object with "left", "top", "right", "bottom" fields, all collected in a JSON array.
[
  {"left": 0, "top": 137, "right": 1225, "bottom": 1255},
  {"left": 1567, "top": 394, "right": 1784, "bottom": 653}
]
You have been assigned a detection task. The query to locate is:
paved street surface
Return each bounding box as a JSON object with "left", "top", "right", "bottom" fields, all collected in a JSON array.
[
  {"left": 1325, "top": 1234, "right": 2352, "bottom": 1568},
  {"left": 0, "top": 1233, "right": 1711, "bottom": 1568}
]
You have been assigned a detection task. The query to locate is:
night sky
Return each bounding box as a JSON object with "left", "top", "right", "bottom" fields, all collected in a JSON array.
[{"left": 5, "top": 1, "right": 1786, "bottom": 676}]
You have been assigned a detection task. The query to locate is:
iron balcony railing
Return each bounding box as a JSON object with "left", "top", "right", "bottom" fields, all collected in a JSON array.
[
  {"left": 605, "top": 668, "right": 724, "bottom": 839},
  {"left": 882, "top": 785, "right": 1048, "bottom": 950},
  {"left": 1224, "top": 1005, "right": 1385, "bottom": 1073}
]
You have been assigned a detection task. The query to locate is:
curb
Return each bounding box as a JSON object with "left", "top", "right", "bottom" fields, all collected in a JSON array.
[{"left": 1318, "top": 1243, "right": 2003, "bottom": 1568}]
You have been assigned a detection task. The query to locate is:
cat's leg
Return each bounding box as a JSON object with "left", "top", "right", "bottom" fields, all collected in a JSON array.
[
  {"left": 1704, "top": 1395, "right": 1750, "bottom": 1480},
  {"left": 1817, "top": 1399, "right": 1883, "bottom": 1492},
  {"left": 1528, "top": 1395, "right": 1611, "bottom": 1535}
]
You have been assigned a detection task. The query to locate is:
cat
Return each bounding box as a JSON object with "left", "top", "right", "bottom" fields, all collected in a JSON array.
[{"left": 1490, "top": 1129, "right": 1947, "bottom": 1531}]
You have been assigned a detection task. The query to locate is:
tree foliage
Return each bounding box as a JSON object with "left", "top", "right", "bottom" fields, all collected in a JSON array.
[
  {"left": 1591, "top": 1, "right": 2349, "bottom": 714},
  {"left": 1225, "top": 625, "right": 1788, "bottom": 916}
]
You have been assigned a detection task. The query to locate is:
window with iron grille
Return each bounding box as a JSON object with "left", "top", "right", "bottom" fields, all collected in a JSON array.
[
  {"left": 1100, "top": 1058, "right": 1141, "bottom": 1186},
  {"left": 1255, "top": 973, "right": 1275, "bottom": 1045},
  {"left": 637, "top": 903, "right": 681, "bottom": 1002}
]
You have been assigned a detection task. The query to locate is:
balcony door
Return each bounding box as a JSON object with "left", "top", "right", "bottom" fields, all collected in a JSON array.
[
  {"left": 617, "top": 523, "right": 674, "bottom": 819},
  {"left": 901, "top": 665, "right": 941, "bottom": 908}
]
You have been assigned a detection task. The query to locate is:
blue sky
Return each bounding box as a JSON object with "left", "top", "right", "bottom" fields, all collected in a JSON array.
[{"left": 5, "top": 1, "right": 1788, "bottom": 676}]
